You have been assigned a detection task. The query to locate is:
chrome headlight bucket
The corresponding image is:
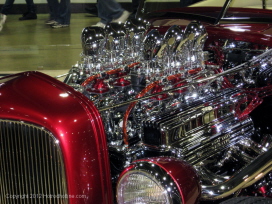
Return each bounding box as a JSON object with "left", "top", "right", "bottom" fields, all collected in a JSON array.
[{"left": 117, "top": 158, "right": 201, "bottom": 204}]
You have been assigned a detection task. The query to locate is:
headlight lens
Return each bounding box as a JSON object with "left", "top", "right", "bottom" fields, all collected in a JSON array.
[
  {"left": 117, "top": 170, "right": 171, "bottom": 204},
  {"left": 117, "top": 158, "right": 200, "bottom": 204}
]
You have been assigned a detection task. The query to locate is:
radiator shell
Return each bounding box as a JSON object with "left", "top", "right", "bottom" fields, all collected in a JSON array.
[{"left": 0, "top": 72, "right": 113, "bottom": 204}]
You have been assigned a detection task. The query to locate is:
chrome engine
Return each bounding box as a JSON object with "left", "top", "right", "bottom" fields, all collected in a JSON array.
[{"left": 65, "top": 19, "right": 272, "bottom": 201}]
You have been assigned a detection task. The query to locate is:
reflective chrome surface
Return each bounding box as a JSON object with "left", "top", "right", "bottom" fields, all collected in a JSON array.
[
  {"left": 81, "top": 26, "right": 105, "bottom": 57},
  {"left": 183, "top": 21, "right": 208, "bottom": 71},
  {"left": 200, "top": 146, "right": 272, "bottom": 199},
  {"left": 117, "top": 161, "right": 182, "bottom": 204},
  {"left": 65, "top": 19, "right": 272, "bottom": 201},
  {"left": 143, "top": 29, "right": 163, "bottom": 60},
  {"left": 125, "top": 18, "right": 147, "bottom": 61},
  {"left": 105, "top": 23, "right": 127, "bottom": 48},
  {"left": 0, "top": 120, "right": 68, "bottom": 204}
]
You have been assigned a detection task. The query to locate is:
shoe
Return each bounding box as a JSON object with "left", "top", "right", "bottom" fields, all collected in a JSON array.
[
  {"left": 92, "top": 22, "right": 106, "bottom": 28},
  {"left": 0, "top": 14, "right": 7, "bottom": 32},
  {"left": 45, "top": 20, "right": 57, "bottom": 25},
  {"left": 19, "top": 12, "right": 37, "bottom": 20},
  {"left": 51, "top": 23, "right": 69, "bottom": 28},
  {"left": 111, "top": 10, "right": 130, "bottom": 23}
]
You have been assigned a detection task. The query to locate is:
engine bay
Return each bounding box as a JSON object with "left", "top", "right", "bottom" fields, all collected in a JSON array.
[{"left": 64, "top": 18, "right": 272, "bottom": 200}]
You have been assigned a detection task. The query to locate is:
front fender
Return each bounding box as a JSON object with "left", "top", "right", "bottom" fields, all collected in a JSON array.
[{"left": 0, "top": 72, "right": 113, "bottom": 204}]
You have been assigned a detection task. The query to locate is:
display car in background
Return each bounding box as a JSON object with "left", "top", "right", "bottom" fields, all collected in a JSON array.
[{"left": 2, "top": 0, "right": 272, "bottom": 203}]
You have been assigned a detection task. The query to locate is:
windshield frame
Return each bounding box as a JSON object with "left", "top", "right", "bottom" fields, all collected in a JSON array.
[{"left": 138, "top": 0, "right": 272, "bottom": 25}]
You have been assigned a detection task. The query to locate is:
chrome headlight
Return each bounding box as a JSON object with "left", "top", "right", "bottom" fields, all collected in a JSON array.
[{"left": 116, "top": 160, "right": 182, "bottom": 204}]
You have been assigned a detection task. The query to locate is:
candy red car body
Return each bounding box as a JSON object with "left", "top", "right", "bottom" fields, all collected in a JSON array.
[{"left": 1, "top": 0, "right": 272, "bottom": 203}]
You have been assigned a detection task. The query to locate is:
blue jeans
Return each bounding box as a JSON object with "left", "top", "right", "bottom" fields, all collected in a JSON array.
[
  {"left": 97, "top": 0, "right": 124, "bottom": 24},
  {"left": 180, "top": 0, "right": 194, "bottom": 7},
  {"left": 1, "top": 0, "right": 36, "bottom": 14},
  {"left": 47, "top": 0, "right": 70, "bottom": 24}
]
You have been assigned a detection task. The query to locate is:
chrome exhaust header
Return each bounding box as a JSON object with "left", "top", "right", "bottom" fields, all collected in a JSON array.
[{"left": 201, "top": 147, "right": 272, "bottom": 200}]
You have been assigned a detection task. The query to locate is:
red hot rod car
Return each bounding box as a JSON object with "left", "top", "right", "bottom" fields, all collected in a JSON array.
[{"left": 2, "top": 0, "right": 272, "bottom": 203}]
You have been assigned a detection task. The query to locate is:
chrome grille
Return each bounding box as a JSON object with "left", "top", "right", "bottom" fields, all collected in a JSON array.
[{"left": 0, "top": 120, "right": 68, "bottom": 204}]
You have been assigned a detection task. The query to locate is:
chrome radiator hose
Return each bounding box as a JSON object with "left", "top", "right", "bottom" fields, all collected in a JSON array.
[{"left": 201, "top": 147, "right": 272, "bottom": 200}]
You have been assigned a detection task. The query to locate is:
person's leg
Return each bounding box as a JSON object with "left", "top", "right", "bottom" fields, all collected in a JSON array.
[
  {"left": 132, "top": 0, "right": 140, "bottom": 13},
  {"left": 25, "top": 0, "right": 36, "bottom": 14},
  {"left": 57, "top": 0, "right": 70, "bottom": 24},
  {"left": 18, "top": 0, "right": 37, "bottom": 20},
  {"left": 180, "top": 0, "right": 193, "bottom": 7},
  {"left": 97, "top": 0, "right": 124, "bottom": 24},
  {"left": 0, "top": 0, "right": 15, "bottom": 15},
  {"left": 130, "top": 0, "right": 140, "bottom": 19},
  {"left": 51, "top": 0, "right": 70, "bottom": 27},
  {"left": 47, "top": 0, "right": 59, "bottom": 21},
  {"left": 85, "top": 0, "right": 98, "bottom": 16},
  {"left": 46, "top": 1, "right": 55, "bottom": 20},
  {"left": 0, "top": 0, "right": 13, "bottom": 31}
]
